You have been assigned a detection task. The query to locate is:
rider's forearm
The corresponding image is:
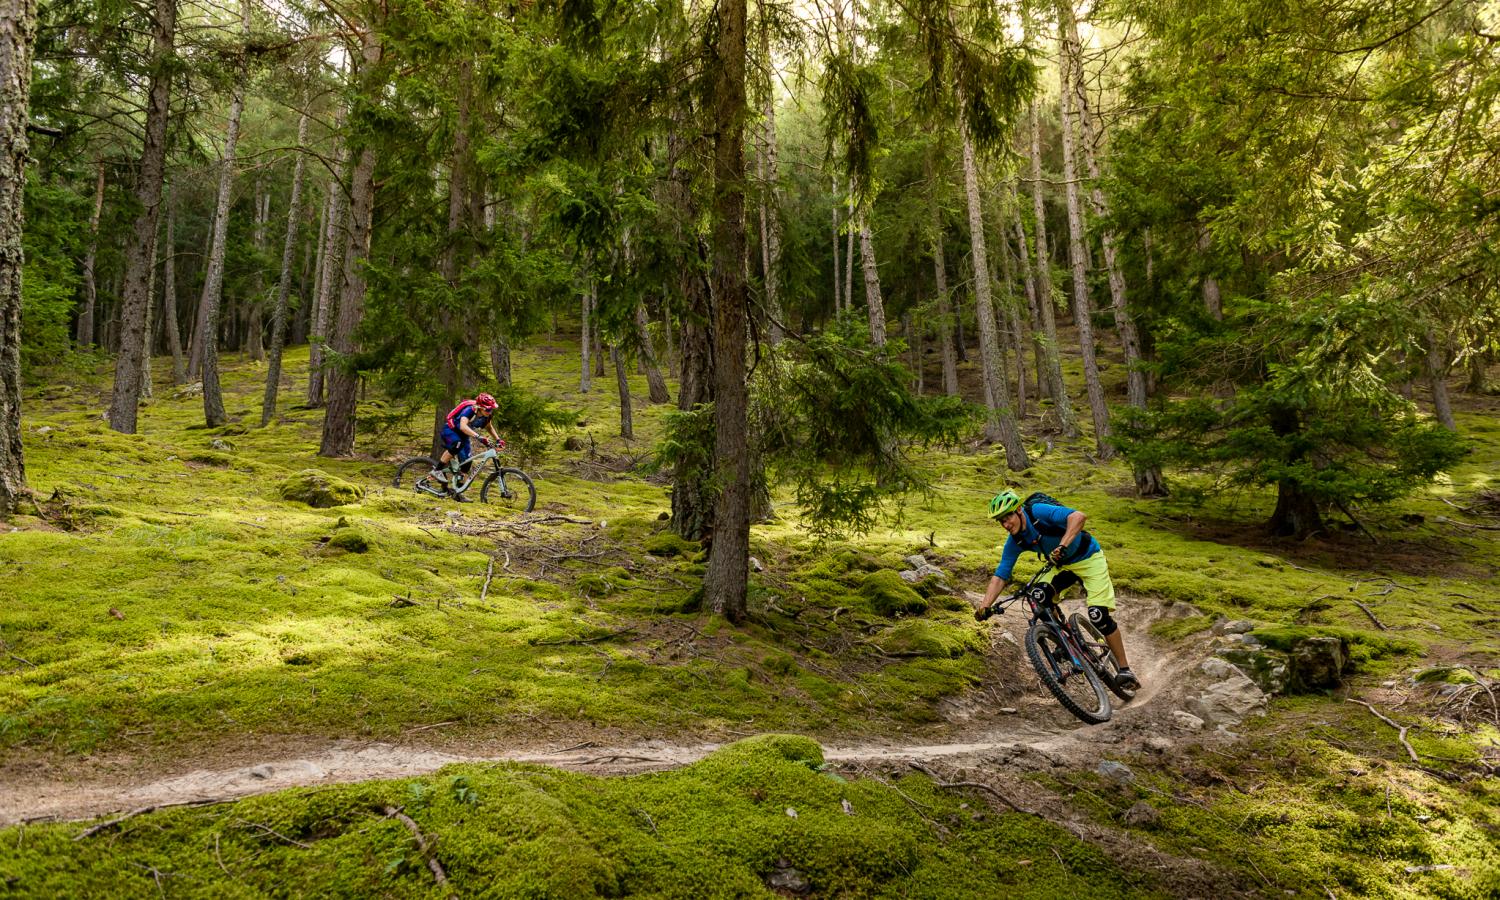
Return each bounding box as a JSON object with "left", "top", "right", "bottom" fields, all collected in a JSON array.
[
  {"left": 1058, "top": 511, "right": 1087, "bottom": 552},
  {"left": 982, "top": 575, "right": 1007, "bottom": 607}
]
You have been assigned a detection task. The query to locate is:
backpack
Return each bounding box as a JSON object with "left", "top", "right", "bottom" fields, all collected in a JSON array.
[
  {"left": 444, "top": 401, "right": 475, "bottom": 430},
  {"left": 1022, "top": 491, "right": 1092, "bottom": 561}
]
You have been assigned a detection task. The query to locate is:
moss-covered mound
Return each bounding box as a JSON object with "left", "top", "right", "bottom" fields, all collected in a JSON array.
[
  {"left": 279, "top": 469, "right": 365, "bottom": 508},
  {"left": 858, "top": 570, "right": 928, "bottom": 617},
  {"left": 2, "top": 736, "right": 1147, "bottom": 898},
  {"left": 875, "top": 620, "right": 980, "bottom": 658},
  {"left": 642, "top": 531, "right": 700, "bottom": 558}
]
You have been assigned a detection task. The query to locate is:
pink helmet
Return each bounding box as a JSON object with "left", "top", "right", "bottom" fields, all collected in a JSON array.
[{"left": 475, "top": 392, "right": 498, "bottom": 412}]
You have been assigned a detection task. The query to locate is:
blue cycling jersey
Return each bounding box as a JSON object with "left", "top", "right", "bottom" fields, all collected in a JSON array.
[{"left": 994, "top": 502, "right": 1101, "bottom": 582}]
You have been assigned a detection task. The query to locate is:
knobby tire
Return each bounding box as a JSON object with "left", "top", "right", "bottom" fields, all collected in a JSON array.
[
  {"left": 481, "top": 467, "right": 536, "bottom": 512},
  {"left": 1025, "top": 621, "right": 1112, "bottom": 725},
  {"left": 1069, "top": 613, "right": 1136, "bottom": 702},
  {"left": 394, "top": 457, "right": 445, "bottom": 497}
]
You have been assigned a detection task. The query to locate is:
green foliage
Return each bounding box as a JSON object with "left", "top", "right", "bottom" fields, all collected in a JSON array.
[{"left": 19, "top": 175, "right": 86, "bottom": 372}]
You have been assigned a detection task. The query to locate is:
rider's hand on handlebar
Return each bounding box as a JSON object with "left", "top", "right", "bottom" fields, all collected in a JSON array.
[
  {"left": 975, "top": 603, "right": 996, "bottom": 622},
  {"left": 1049, "top": 546, "right": 1066, "bottom": 563}
]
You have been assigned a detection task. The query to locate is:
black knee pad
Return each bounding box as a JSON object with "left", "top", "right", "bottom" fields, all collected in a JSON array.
[{"left": 1087, "top": 605, "right": 1118, "bottom": 637}]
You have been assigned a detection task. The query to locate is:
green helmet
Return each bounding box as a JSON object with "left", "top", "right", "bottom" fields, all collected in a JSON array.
[{"left": 989, "top": 490, "right": 1022, "bottom": 520}]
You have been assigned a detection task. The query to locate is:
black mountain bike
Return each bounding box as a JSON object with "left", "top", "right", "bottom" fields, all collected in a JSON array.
[{"left": 978, "top": 561, "right": 1134, "bottom": 725}]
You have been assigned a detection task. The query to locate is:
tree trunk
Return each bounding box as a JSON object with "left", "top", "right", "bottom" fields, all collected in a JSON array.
[
  {"left": 660, "top": 299, "right": 674, "bottom": 375},
  {"left": 1, "top": 0, "right": 36, "bottom": 514},
  {"left": 106, "top": 0, "right": 174, "bottom": 434},
  {"left": 1466, "top": 351, "right": 1489, "bottom": 394},
  {"left": 309, "top": 152, "right": 348, "bottom": 408},
  {"left": 1027, "top": 106, "right": 1078, "bottom": 437},
  {"left": 1196, "top": 223, "right": 1223, "bottom": 321},
  {"left": 244, "top": 183, "right": 268, "bottom": 362},
  {"left": 843, "top": 186, "right": 855, "bottom": 313},
  {"left": 195, "top": 0, "right": 250, "bottom": 428},
  {"left": 856, "top": 213, "right": 887, "bottom": 347},
  {"left": 929, "top": 174, "right": 959, "bottom": 397},
  {"left": 319, "top": 30, "right": 382, "bottom": 458},
  {"left": 76, "top": 159, "right": 104, "bottom": 348},
  {"left": 831, "top": 174, "right": 841, "bottom": 313},
  {"left": 580, "top": 281, "right": 593, "bottom": 392},
  {"left": 634, "top": 302, "right": 670, "bottom": 403},
  {"left": 1271, "top": 478, "right": 1324, "bottom": 538},
  {"left": 161, "top": 188, "right": 185, "bottom": 384},
  {"left": 995, "top": 217, "right": 1027, "bottom": 419},
  {"left": 490, "top": 337, "right": 511, "bottom": 386},
  {"left": 703, "top": 0, "right": 750, "bottom": 623},
  {"left": 612, "top": 344, "right": 634, "bottom": 439},
  {"left": 1426, "top": 327, "right": 1457, "bottom": 431},
  {"left": 906, "top": 312, "right": 922, "bottom": 393},
  {"left": 262, "top": 109, "right": 310, "bottom": 426},
  {"left": 757, "top": 18, "right": 784, "bottom": 345},
  {"left": 1010, "top": 214, "right": 1046, "bottom": 397},
  {"left": 139, "top": 222, "right": 157, "bottom": 398},
  {"left": 1056, "top": 51, "right": 1112, "bottom": 458},
  {"left": 959, "top": 109, "right": 1028, "bottom": 469}
]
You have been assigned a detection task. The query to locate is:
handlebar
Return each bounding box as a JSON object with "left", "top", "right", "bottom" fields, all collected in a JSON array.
[{"left": 976, "top": 560, "right": 1056, "bottom": 621}]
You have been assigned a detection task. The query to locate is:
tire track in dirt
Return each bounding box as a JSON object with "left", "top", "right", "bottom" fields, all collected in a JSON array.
[{"left": 1, "top": 600, "right": 1207, "bottom": 828}]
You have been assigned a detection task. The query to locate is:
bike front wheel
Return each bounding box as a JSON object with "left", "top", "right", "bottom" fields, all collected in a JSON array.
[
  {"left": 480, "top": 467, "right": 536, "bottom": 512},
  {"left": 1069, "top": 612, "right": 1136, "bottom": 702},
  {"left": 1026, "top": 621, "right": 1112, "bottom": 725},
  {"left": 394, "top": 456, "right": 447, "bottom": 498}
]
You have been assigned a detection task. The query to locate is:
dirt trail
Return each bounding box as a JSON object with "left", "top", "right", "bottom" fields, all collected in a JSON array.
[{"left": 0, "top": 601, "right": 1205, "bottom": 828}]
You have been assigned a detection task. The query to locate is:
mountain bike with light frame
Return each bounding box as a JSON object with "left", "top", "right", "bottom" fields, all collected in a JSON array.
[
  {"left": 393, "top": 442, "right": 536, "bottom": 512},
  {"left": 978, "top": 560, "right": 1132, "bottom": 724}
]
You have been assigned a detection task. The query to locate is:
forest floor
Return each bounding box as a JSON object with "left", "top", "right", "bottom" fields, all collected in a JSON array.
[{"left": 1, "top": 336, "right": 1498, "bottom": 897}]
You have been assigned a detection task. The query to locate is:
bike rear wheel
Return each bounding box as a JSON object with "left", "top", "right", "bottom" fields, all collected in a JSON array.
[
  {"left": 480, "top": 467, "right": 536, "bottom": 512},
  {"left": 1069, "top": 612, "right": 1136, "bottom": 702},
  {"left": 1026, "top": 621, "right": 1112, "bottom": 725},
  {"left": 394, "top": 456, "right": 447, "bottom": 497}
]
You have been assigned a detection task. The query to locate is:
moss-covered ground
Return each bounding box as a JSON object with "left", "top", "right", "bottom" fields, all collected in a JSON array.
[{"left": 2, "top": 336, "right": 1497, "bottom": 896}]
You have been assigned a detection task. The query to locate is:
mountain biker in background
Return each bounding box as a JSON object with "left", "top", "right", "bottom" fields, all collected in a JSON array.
[
  {"left": 975, "top": 490, "right": 1141, "bottom": 691},
  {"left": 434, "top": 393, "right": 504, "bottom": 502}
]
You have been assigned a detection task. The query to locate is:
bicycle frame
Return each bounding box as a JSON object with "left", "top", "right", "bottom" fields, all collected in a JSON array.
[
  {"left": 444, "top": 447, "right": 504, "bottom": 496},
  {"left": 992, "top": 561, "right": 1092, "bottom": 670}
]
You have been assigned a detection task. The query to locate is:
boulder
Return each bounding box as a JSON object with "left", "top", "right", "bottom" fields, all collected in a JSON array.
[
  {"left": 1213, "top": 619, "right": 1256, "bottom": 635},
  {"left": 1161, "top": 601, "right": 1204, "bottom": 619},
  {"left": 1096, "top": 761, "right": 1135, "bottom": 783},
  {"left": 278, "top": 469, "right": 365, "bottom": 508},
  {"left": 858, "top": 571, "right": 928, "bottom": 617},
  {"left": 1289, "top": 636, "right": 1347, "bottom": 690},
  {"left": 1121, "top": 801, "right": 1160, "bottom": 827},
  {"left": 1172, "top": 711, "right": 1206, "bottom": 731},
  {"left": 1185, "top": 670, "right": 1267, "bottom": 727},
  {"left": 1215, "top": 647, "right": 1293, "bottom": 695},
  {"left": 904, "top": 554, "right": 928, "bottom": 568}
]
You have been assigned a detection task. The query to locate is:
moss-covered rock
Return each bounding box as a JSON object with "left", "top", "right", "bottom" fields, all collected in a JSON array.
[
  {"left": 278, "top": 469, "right": 364, "bottom": 508},
  {"left": 858, "top": 571, "right": 928, "bottom": 617},
  {"left": 875, "top": 620, "right": 981, "bottom": 658},
  {"left": 325, "top": 529, "right": 371, "bottom": 553},
  {"left": 1215, "top": 647, "right": 1293, "bottom": 694},
  {"left": 643, "top": 531, "right": 700, "bottom": 558}
]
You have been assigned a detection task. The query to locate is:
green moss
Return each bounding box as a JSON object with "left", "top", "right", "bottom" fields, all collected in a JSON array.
[
  {"left": 1150, "top": 615, "right": 1214, "bottom": 640},
  {"left": 857, "top": 571, "right": 928, "bottom": 617},
  {"left": 1250, "top": 625, "right": 1421, "bottom": 668},
  {"left": 279, "top": 469, "right": 365, "bottom": 508},
  {"left": 1413, "top": 666, "right": 1479, "bottom": 685},
  {"left": 325, "top": 529, "right": 371, "bottom": 554},
  {"left": 643, "top": 531, "right": 699, "bottom": 558},
  {"left": 874, "top": 620, "right": 981, "bottom": 659}
]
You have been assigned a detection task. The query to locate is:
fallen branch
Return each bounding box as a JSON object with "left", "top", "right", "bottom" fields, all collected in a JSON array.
[
  {"left": 236, "top": 819, "right": 313, "bottom": 849},
  {"left": 404, "top": 721, "right": 459, "bottom": 734},
  {"left": 480, "top": 557, "right": 495, "bottom": 603},
  {"left": 1453, "top": 602, "right": 1485, "bottom": 615},
  {"left": 532, "top": 627, "right": 636, "bottom": 646},
  {"left": 1435, "top": 515, "right": 1500, "bottom": 531},
  {"left": 74, "top": 800, "right": 218, "bottom": 840},
  {"left": 382, "top": 806, "right": 448, "bottom": 887},
  {"left": 1346, "top": 699, "right": 1419, "bottom": 764},
  {"left": 578, "top": 754, "right": 662, "bottom": 765},
  {"left": 907, "top": 762, "right": 1036, "bottom": 815},
  {"left": 1352, "top": 600, "right": 1388, "bottom": 631}
]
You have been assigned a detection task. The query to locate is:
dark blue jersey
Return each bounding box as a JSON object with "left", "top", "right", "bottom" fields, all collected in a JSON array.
[{"left": 994, "top": 502, "right": 1101, "bottom": 582}]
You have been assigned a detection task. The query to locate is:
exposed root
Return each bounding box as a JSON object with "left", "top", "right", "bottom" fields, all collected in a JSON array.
[{"left": 382, "top": 806, "right": 449, "bottom": 888}]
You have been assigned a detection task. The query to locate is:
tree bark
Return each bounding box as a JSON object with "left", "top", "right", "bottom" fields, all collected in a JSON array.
[
  {"left": 928, "top": 170, "right": 959, "bottom": 397},
  {"left": 262, "top": 109, "right": 310, "bottom": 426},
  {"left": 612, "top": 344, "right": 633, "bottom": 439},
  {"left": 703, "top": 0, "right": 750, "bottom": 623},
  {"left": 490, "top": 337, "right": 511, "bottom": 386},
  {"left": 1010, "top": 214, "right": 1046, "bottom": 396},
  {"left": 319, "top": 29, "right": 382, "bottom": 458},
  {"left": 1426, "top": 327, "right": 1457, "bottom": 431},
  {"left": 1056, "top": 47, "right": 1112, "bottom": 458},
  {"left": 106, "top": 0, "right": 174, "bottom": 434},
  {"left": 161, "top": 187, "right": 185, "bottom": 384},
  {"left": 1, "top": 0, "right": 36, "bottom": 514},
  {"left": 195, "top": 0, "right": 250, "bottom": 427},
  {"left": 757, "top": 18, "right": 784, "bottom": 345},
  {"left": 244, "top": 183, "right": 268, "bottom": 362},
  {"left": 856, "top": 212, "right": 887, "bottom": 347},
  {"left": 995, "top": 215, "right": 1026, "bottom": 419},
  {"left": 580, "top": 281, "right": 593, "bottom": 392},
  {"left": 1196, "top": 223, "right": 1223, "bottom": 321},
  {"left": 139, "top": 221, "right": 156, "bottom": 398},
  {"left": 843, "top": 186, "right": 855, "bottom": 313},
  {"left": 634, "top": 301, "right": 670, "bottom": 403},
  {"left": 1027, "top": 105, "right": 1078, "bottom": 437},
  {"left": 830, "top": 174, "right": 841, "bottom": 313},
  {"left": 959, "top": 109, "right": 1028, "bottom": 469},
  {"left": 309, "top": 151, "right": 348, "bottom": 408},
  {"left": 76, "top": 159, "right": 104, "bottom": 348}
]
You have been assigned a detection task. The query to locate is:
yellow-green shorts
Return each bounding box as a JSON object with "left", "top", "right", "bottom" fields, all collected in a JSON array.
[{"left": 1036, "top": 551, "right": 1116, "bottom": 610}]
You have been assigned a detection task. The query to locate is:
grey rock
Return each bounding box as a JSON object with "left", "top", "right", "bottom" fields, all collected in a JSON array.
[
  {"left": 249, "top": 765, "right": 274, "bottom": 780},
  {"left": 1096, "top": 761, "right": 1135, "bottom": 783},
  {"left": 749, "top": 556, "right": 764, "bottom": 572},
  {"left": 1213, "top": 619, "right": 1256, "bottom": 635},
  {"left": 1200, "top": 658, "right": 1246, "bottom": 681},
  {"left": 1224, "top": 632, "right": 1262, "bottom": 646},
  {"left": 1144, "top": 736, "right": 1174, "bottom": 754},
  {"left": 1121, "top": 801, "right": 1160, "bottom": 827},
  {"left": 1215, "top": 647, "right": 1293, "bottom": 695},
  {"left": 904, "top": 554, "right": 927, "bottom": 568},
  {"left": 1289, "top": 636, "right": 1347, "bottom": 690},
  {"left": 914, "top": 563, "right": 947, "bottom": 580},
  {"left": 1186, "top": 671, "right": 1268, "bottom": 727},
  {"left": 767, "top": 860, "right": 811, "bottom": 894},
  {"left": 898, "top": 570, "right": 922, "bottom": 584},
  {"left": 1172, "top": 711, "right": 1206, "bottom": 730},
  {"left": 210, "top": 438, "right": 234, "bottom": 451},
  {"left": 1161, "top": 601, "right": 1204, "bottom": 619}
]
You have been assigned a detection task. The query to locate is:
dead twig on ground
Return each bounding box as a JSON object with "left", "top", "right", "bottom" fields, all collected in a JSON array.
[
  {"left": 382, "top": 806, "right": 448, "bottom": 887},
  {"left": 236, "top": 818, "right": 313, "bottom": 849},
  {"left": 480, "top": 557, "right": 495, "bottom": 603},
  {"left": 1435, "top": 515, "right": 1500, "bottom": 531},
  {"left": 404, "top": 721, "right": 459, "bottom": 734},
  {"left": 907, "top": 762, "right": 1036, "bottom": 815},
  {"left": 578, "top": 754, "right": 662, "bottom": 765},
  {"left": 73, "top": 800, "right": 218, "bottom": 840},
  {"left": 533, "top": 627, "right": 636, "bottom": 646},
  {"left": 1347, "top": 699, "right": 1420, "bottom": 764},
  {"left": 1353, "top": 600, "right": 1389, "bottom": 631}
]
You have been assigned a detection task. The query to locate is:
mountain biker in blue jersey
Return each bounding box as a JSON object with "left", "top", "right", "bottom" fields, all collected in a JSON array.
[
  {"left": 975, "top": 490, "right": 1140, "bottom": 691},
  {"left": 434, "top": 393, "right": 504, "bottom": 502}
]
